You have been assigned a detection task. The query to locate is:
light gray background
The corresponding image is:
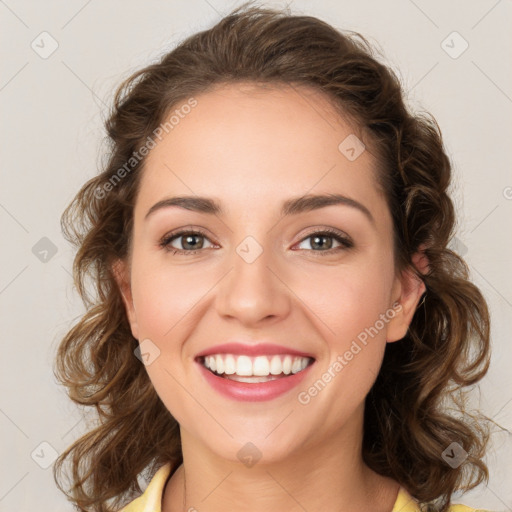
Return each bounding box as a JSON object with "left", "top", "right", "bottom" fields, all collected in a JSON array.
[{"left": 1, "top": 0, "right": 511, "bottom": 510}]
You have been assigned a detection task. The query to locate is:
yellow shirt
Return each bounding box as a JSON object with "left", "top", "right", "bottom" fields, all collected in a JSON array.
[{"left": 120, "top": 463, "right": 485, "bottom": 512}]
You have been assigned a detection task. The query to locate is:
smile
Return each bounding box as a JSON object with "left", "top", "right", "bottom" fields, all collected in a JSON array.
[
  {"left": 196, "top": 353, "right": 315, "bottom": 401},
  {"left": 200, "top": 354, "right": 313, "bottom": 382}
]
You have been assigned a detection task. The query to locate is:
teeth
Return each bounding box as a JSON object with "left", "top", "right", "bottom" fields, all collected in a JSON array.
[
  {"left": 270, "top": 355, "right": 282, "bottom": 375},
  {"left": 224, "top": 354, "right": 236, "bottom": 375},
  {"left": 215, "top": 355, "right": 224, "bottom": 374},
  {"left": 225, "top": 375, "right": 282, "bottom": 383},
  {"left": 253, "top": 356, "right": 270, "bottom": 376},
  {"left": 202, "top": 354, "right": 312, "bottom": 377},
  {"left": 283, "top": 355, "right": 292, "bottom": 375},
  {"left": 291, "top": 357, "right": 302, "bottom": 374},
  {"left": 237, "top": 355, "right": 252, "bottom": 376}
]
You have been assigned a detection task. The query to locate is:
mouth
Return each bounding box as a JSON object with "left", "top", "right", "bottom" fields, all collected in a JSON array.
[{"left": 196, "top": 354, "right": 315, "bottom": 383}]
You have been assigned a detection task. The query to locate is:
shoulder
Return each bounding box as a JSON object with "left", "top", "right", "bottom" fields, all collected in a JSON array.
[
  {"left": 393, "top": 486, "right": 493, "bottom": 512},
  {"left": 119, "top": 464, "right": 171, "bottom": 512}
]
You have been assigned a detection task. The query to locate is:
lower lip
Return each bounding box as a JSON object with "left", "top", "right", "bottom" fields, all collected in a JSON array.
[{"left": 197, "top": 361, "right": 314, "bottom": 402}]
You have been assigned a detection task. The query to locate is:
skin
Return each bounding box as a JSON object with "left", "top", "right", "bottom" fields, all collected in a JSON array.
[{"left": 113, "top": 82, "right": 427, "bottom": 512}]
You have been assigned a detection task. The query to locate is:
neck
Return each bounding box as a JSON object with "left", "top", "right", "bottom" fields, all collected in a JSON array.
[{"left": 162, "top": 405, "right": 399, "bottom": 512}]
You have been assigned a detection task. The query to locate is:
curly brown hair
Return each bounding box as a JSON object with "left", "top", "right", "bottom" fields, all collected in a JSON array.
[{"left": 54, "top": 2, "right": 493, "bottom": 511}]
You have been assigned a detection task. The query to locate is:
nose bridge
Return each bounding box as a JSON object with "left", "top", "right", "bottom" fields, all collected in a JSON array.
[{"left": 215, "top": 234, "right": 290, "bottom": 324}]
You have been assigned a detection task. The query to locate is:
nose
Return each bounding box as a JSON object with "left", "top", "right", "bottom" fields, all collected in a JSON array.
[{"left": 215, "top": 239, "right": 292, "bottom": 327}]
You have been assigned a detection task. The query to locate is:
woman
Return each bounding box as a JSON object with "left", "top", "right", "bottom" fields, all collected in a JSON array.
[{"left": 54, "top": 3, "right": 493, "bottom": 511}]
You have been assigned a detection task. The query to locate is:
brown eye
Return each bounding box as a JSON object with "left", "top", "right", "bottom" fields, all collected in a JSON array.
[
  {"left": 296, "top": 229, "right": 353, "bottom": 254},
  {"left": 159, "top": 230, "right": 214, "bottom": 254}
]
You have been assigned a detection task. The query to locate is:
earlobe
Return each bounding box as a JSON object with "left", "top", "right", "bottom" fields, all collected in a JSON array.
[
  {"left": 111, "top": 259, "right": 139, "bottom": 340},
  {"left": 386, "top": 247, "right": 429, "bottom": 343}
]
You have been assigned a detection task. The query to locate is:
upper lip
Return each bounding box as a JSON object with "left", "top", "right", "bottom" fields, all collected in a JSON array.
[{"left": 195, "top": 342, "right": 315, "bottom": 360}]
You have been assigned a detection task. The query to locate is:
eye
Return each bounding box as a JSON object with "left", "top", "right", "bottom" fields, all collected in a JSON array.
[
  {"left": 159, "top": 228, "right": 215, "bottom": 255},
  {"left": 159, "top": 227, "right": 353, "bottom": 256},
  {"left": 295, "top": 228, "right": 353, "bottom": 255}
]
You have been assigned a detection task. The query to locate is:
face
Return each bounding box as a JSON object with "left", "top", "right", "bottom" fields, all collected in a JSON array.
[{"left": 114, "top": 82, "right": 425, "bottom": 465}]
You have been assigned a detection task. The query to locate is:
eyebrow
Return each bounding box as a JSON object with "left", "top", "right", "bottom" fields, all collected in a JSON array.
[{"left": 144, "top": 193, "right": 375, "bottom": 224}]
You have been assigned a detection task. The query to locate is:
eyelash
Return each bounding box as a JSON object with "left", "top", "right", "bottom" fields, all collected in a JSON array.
[{"left": 159, "top": 227, "right": 354, "bottom": 256}]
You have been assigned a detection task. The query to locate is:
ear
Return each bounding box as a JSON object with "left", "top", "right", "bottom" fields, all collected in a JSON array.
[
  {"left": 111, "top": 258, "right": 140, "bottom": 340},
  {"left": 386, "top": 247, "right": 428, "bottom": 343}
]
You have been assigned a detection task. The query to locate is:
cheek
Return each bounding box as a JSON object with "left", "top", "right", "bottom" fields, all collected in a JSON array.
[
  {"left": 130, "top": 262, "right": 201, "bottom": 423},
  {"left": 129, "top": 260, "right": 211, "bottom": 407},
  {"left": 292, "top": 255, "right": 394, "bottom": 348},
  {"left": 294, "top": 265, "right": 392, "bottom": 430},
  {"left": 131, "top": 258, "right": 208, "bottom": 339},
  {"left": 291, "top": 256, "right": 394, "bottom": 412}
]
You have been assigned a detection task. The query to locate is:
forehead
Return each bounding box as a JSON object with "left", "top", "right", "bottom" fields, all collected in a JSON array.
[{"left": 135, "top": 82, "right": 387, "bottom": 224}]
